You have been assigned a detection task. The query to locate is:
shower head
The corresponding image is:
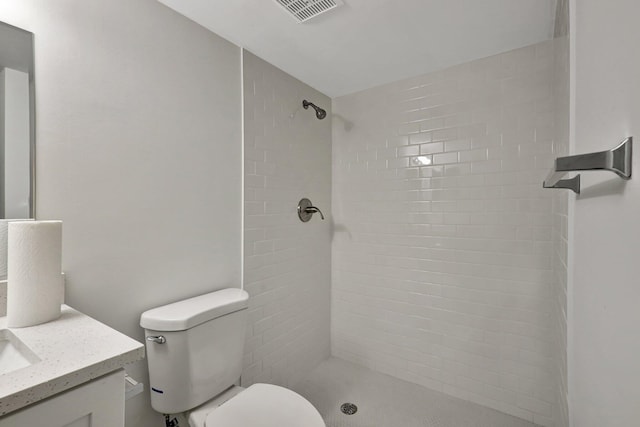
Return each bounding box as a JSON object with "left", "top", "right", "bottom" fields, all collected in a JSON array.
[{"left": 303, "top": 100, "right": 327, "bottom": 120}]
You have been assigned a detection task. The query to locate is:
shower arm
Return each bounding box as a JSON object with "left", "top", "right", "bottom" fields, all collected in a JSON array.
[{"left": 302, "top": 100, "right": 327, "bottom": 120}]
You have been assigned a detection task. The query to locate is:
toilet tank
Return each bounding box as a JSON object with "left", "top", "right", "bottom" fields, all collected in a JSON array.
[{"left": 140, "top": 288, "right": 249, "bottom": 415}]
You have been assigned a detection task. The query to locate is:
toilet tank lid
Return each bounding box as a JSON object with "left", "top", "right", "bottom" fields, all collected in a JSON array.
[{"left": 140, "top": 288, "right": 249, "bottom": 331}]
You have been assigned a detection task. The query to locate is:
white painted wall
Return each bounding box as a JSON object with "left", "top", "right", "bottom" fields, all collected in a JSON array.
[
  {"left": 0, "top": 1, "right": 242, "bottom": 426},
  {"left": 242, "top": 50, "right": 332, "bottom": 388},
  {"left": 0, "top": 67, "right": 30, "bottom": 218},
  {"left": 332, "top": 42, "right": 563, "bottom": 426},
  {"left": 570, "top": 0, "right": 640, "bottom": 426}
]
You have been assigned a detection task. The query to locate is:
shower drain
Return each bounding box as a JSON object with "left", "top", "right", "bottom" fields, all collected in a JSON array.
[{"left": 340, "top": 402, "right": 358, "bottom": 415}]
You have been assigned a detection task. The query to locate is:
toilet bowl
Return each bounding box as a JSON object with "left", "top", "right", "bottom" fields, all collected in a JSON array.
[
  {"left": 140, "top": 288, "right": 326, "bottom": 427},
  {"left": 188, "top": 384, "right": 325, "bottom": 427}
]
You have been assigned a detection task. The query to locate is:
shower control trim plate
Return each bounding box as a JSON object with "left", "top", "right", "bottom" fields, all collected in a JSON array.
[{"left": 297, "top": 198, "right": 325, "bottom": 222}]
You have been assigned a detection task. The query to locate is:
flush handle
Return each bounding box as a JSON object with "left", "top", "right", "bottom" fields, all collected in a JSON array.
[
  {"left": 298, "top": 198, "right": 325, "bottom": 222},
  {"left": 146, "top": 335, "right": 166, "bottom": 344}
]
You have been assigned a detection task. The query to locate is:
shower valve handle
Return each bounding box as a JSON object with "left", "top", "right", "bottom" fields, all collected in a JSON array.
[
  {"left": 304, "top": 206, "right": 325, "bottom": 220},
  {"left": 297, "top": 198, "right": 325, "bottom": 222}
]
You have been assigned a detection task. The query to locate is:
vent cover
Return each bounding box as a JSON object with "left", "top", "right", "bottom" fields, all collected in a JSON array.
[{"left": 274, "top": 0, "right": 344, "bottom": 23}]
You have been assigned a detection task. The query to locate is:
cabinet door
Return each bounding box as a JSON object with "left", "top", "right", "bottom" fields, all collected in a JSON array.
[{"left": 0, "top": 370, "right": 125, "bottom": 427}]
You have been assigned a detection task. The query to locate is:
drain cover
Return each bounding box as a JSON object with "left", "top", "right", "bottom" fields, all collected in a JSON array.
[{"left": 340, "top": 402, "right": 358, "bottom": 415}]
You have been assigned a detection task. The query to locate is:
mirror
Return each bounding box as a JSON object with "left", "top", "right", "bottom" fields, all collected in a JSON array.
[{"left": 0, "top": 21, "right": 34, "bottom": 219}]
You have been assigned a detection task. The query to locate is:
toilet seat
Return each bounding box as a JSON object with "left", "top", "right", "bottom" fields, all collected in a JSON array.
[{"left": 203, "top": 383, "right": 325, "bottom": 427}]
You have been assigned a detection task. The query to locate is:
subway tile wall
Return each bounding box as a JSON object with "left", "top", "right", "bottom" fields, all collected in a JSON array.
[
  {"left": 551, "top": 9, "right": 570, "bottom": 426},
  {"left": 242, "top": 51, "right": 332, "bottom": 388},
  {"left": 554, "top": 0, "right": 570, "bottom": 38},
  {"left": 331, "top": 41, "right": 562, "bottom": 426}
]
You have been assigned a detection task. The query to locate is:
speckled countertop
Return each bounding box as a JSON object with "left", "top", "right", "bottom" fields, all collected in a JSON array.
[{"left": 0, "top": 304, "right": 145, "bottom": 416}]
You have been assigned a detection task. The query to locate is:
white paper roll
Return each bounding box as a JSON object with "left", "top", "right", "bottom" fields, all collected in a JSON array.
[
  {"left": 0, "top": 219, "right": 33, "bottom": 279},
  {"left": 7, "top": 220, "right": 64, "bottom": 328},
  {"left": 0, "top": 280, "right": 6, "bottom": 317},
  {"left": 0, "top": 221, "right": 8, "bottom": 279}
]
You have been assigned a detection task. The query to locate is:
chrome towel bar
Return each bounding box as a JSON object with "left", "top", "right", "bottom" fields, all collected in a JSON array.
[{"left": 543, "top": 137, "right": 632, "bottom": 194}]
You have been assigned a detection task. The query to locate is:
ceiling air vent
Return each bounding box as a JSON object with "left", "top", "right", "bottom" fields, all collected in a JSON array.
[{"left": 274, "top": 0, "right": 344, "bottom": 23}]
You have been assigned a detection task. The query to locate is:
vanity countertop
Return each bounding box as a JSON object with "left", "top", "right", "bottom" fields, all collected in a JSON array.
[{"left": 0, "top": 305, "right": 144, "bottom": 417}]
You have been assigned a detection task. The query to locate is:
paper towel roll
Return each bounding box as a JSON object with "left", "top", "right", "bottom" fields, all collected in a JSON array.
[
  {"left": 7, "top": 220, "right": 64, "bottom": 328},
  {"left": 0, "top": 219, "right": 33, "bottom": 279},
  {"left": 0, "top": 221, "right": 8, "bottom": 279}
]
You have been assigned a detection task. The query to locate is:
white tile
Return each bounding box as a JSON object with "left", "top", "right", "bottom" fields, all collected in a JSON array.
[
  {"left": 243, "top": 51, "right": 331, "bottom": 389},
  {"left": 433, "top": 152, "right": 458, "bottom": 165},
  {"left": 331, "top": 40, "right": 565, "bottom": 426}
]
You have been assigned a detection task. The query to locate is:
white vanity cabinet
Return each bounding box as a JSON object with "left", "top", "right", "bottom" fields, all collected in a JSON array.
[
  {"left": 0, "top": 370, "right": 125, "bottom": 427},
  {"left": 0, "top": 305, "right": 144, "bottom": 425}
]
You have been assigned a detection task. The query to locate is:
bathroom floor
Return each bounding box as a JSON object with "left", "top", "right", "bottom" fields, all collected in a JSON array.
[{"left": 293, "top": 358, "right": 538, "bottom": 427}]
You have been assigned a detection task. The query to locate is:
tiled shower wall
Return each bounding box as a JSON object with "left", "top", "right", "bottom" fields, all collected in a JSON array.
[
  {"left": 551, "top": 36, "right": 569, "bottom": 427},
  {"left": 332, "top": 42, "right": 560, "bottom": 426},
  {"left": 552, "top": 1, "right": 570, "bottom": 426},
  {"left": 242, "top": 51, "right": 332, "bottom": 388}
]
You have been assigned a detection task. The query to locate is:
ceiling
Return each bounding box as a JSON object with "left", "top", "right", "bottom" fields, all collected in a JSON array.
[{"left": 158, "top": 0, "right": 558, "bottom": 98}]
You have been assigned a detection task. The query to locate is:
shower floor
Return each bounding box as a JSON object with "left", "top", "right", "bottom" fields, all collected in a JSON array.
[{"left": 293, "top": 357, "right": 538, "bottom": 427}]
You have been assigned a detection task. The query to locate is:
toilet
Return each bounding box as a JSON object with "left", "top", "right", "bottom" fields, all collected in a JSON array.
[{"left": 140, "top": 288, "right": 325, "bottom": 427}]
